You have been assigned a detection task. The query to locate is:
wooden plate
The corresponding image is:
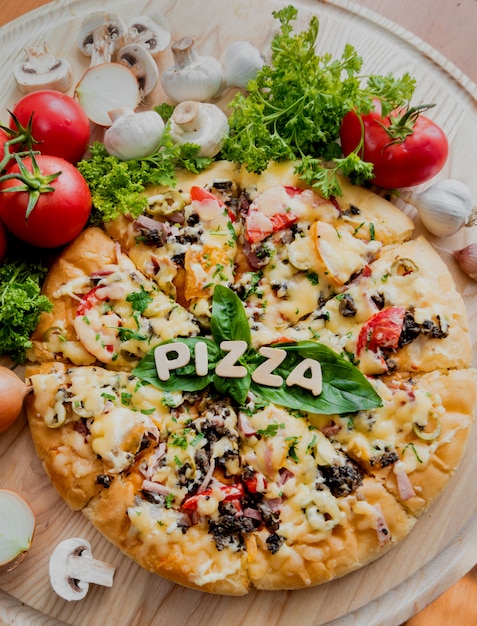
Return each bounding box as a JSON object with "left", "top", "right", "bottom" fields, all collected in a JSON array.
[{"left": 1, "top": 0, "right": 476, "bottom": 624}]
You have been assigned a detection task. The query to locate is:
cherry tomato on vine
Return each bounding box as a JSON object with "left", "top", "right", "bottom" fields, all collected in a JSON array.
[
  {"left": 340, "top": 101, "right": 449, "bottom": 189},
  {"left": 0, "top": 154, "right": 92, "bottom": 248},
  {"left": 9, "top": 90, "right": 90, "bottom": 164}
]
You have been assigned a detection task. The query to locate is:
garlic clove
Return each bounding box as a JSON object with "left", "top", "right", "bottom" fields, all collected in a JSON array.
[
  {"left": 404, "top": 179, "right": 476, "bottom": 237},
  {"left": 223, "top": 40, "right": 265, "bottom": 90},
  {"left": 453, "top": 243, "right": 477, "bottom": 281},
  {"left": 161, "top": 37, "right": 223, "bottom": 103}
]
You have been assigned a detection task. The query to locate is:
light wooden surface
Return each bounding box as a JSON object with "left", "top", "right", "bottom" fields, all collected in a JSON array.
[{"left": 0, "top": 1, "right": 476, "bottom": 625}]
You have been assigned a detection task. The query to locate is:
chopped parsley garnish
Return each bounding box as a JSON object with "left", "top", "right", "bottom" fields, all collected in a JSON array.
[
  {"left": 78, "top": 127, "right": 213, "bottom": 225},
  {"left": 127, "top": 285, "right": 154, "bottom": 314},
  {"left": 305, "top": 271, "right": 319, "bottom": 285},
  {"left": 169, "top": 433, "right": 189, "bottom": 449},
  {"left": 257, "top": 423, "right": 285, "bottom": 438},
  {"left": 116, "top": 327, "right": 147, "bottom": 342}
]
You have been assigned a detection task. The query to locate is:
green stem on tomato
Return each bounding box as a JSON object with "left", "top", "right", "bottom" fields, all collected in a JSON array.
[{"left": 0, "top": 152, "right": 60, "bottom": 219}]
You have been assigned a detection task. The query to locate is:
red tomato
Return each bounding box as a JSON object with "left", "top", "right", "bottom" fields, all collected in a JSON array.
[
  {"left": 0, "top": 155, "right": 92, "bottom": 248},
  {"left": 243, "top": 472, "right": 267, "bottom": 494},
  {"left": 340, "top": 101, "right": 448, "bottom": 188},
  {"left": 246, "top": 210, "right": 297, "bottom": 243},
  {"left": 189, "top": 186, "right": 224, "bottom": 205},
  {"left": 76, "top": 286, "right": 103, "bottom": 316},
  {"left": 10, "top": 90, "right": 90, "bottom": 164},
  {"left": 0, "top": 218, "right": 7, "bottom": 263},
  {"left": 189, "top": 184, "right": 240, "bottom": 221},
  {"left": 181, "top": 484, "right": 244, "bottom": 511},
  {"left": 357, "top": 307, "right": 406, "bottom": 354},
  {"left": 0, "top": 129, "right": 10, "bottom": 166}
]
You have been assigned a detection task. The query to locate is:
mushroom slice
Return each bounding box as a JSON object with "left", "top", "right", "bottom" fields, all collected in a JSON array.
[
  {"left": 117, "top": 43, "right": 159, "bottom": 97},
  {"left": 127, "top": 15, "right": 170, "bottom": 56},
  {"left": 78, "top": 12, "right": 128, "bottom": 66},
  {"left": 14, "top": 42, "right": 72, "bottom": 93}
]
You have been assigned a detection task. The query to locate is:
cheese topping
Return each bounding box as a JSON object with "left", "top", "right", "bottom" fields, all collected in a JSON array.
[{"left": 90, "top": 408, "right": 158, "bottom": 473}]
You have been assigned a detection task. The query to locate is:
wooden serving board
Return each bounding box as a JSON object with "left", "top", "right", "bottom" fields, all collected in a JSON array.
[{"left": 1, "top": 1, "right": 477, "bottom": 624}]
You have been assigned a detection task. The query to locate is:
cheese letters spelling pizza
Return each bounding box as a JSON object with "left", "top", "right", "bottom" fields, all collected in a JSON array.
[{"left": 25, "top": 161, "right": 476, "bottom": 594}]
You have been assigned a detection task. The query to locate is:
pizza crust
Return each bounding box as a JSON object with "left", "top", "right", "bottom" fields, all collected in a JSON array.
[
  {"left": 28, "top": 228, "right": 118, "bottom": 365},
  {"left": 374, "top": 369, "right": 477, "bottom": 515},
  {"left": 25, "top": 363, "right": 104, "bottom": 510},
  {"left": 248, "top": 476, "right": 416, "bottom": 590},
  {"left": 82, "top": 473, "right": 251, "bottom": 595}
]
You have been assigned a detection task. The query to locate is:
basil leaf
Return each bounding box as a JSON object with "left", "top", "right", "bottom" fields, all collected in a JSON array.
[
  {"left": 213, "top": 369, "right": 251, "bottom": 406},
  {"left": 133, "top": 337, "right": 219, "bottom": 392},
  {"left": 250, "top": 341, "right": 382, "bottom": 414},
  {"left": 210, "top": 284, "right": 251, "bottom": 346}
]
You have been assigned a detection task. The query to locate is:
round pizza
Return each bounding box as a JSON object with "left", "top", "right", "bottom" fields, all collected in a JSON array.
[{"left": 24, "top": 160, "right": 476, "bottom": 595}]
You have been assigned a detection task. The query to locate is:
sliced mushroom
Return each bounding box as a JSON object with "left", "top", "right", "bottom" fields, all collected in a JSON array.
[
  {"left": 78, "top": 12, "right": 128, "bottom": 66},
  {"left": 117, "top": 43, "right": 159, "bottom": 97},
  {"left": 49, "top": 538, "right": 115, "bottom": 601},
  {"left": 127, "top": 15, "right": 170, "bottom": 56},
  {"left": 13, "top": 42, "right": 73, "bottom": 93}
]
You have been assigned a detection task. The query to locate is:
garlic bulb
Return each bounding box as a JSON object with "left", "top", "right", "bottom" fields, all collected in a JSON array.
[
  {"left": 223, "top": 40, "right": 265, "bottom": 90},
  {"left": 161, "top": 37, "right": 223, "bottom": 103},
  {"left": 169, "top": 100, "right": 228, "bottom": 157},
  {"left": 453, "top": 244, "right": 477, "bottom": 280},
  {"left": 104, "top": 107, "right": 165, "bottom": 160},
  {"left": 404, "top": 179, "right": 476, "bottom": 237}
]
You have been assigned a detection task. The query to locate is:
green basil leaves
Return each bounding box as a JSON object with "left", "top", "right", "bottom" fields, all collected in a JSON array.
[{"left": 133, "top": 285, "right": 382, "bottom": 414}]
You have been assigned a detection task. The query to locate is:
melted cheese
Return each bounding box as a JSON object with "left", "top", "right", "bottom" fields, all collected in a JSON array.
[
  {"left": 61, "top": 257, "right": 199, "bottom": 367},
  {"left": 334, "top": 378, "right": 447, "bottom": 471},
  {"left": 310, "top": 220, "right": 382, "bottom": 285},
  {"left": 90, "top": 407, "right": 157, "bottom": 473}
]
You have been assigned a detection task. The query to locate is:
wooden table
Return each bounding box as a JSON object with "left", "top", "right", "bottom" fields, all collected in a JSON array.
[{"left": 0, "top": 1, "right": 475, "bottom": 624}]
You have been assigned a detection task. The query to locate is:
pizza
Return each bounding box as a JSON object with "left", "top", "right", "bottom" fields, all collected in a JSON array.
[{"left": 24, "top": 160, "right": 476, "bottom": 595}]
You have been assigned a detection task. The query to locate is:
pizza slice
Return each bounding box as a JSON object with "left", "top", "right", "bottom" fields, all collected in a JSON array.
[
  {"left": 307, "top": 367, "right": 476, "bottom": 515},
  {"left": 311, "top": 236, "right": 472, "bottom": 375},
  {"left": 27, "top": 227, "right": 199, "bottom": 369}
]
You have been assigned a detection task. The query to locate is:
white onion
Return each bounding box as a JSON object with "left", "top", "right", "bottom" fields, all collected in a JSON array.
[
  {"left": 0, "top": 365, "right": 31, "bottom": 434},
  {"left": 75, "top": 63, "right": 141, "bottom": 127},
  {"left": 0, "top": 490, "right": 35, "bottom": 569}
]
